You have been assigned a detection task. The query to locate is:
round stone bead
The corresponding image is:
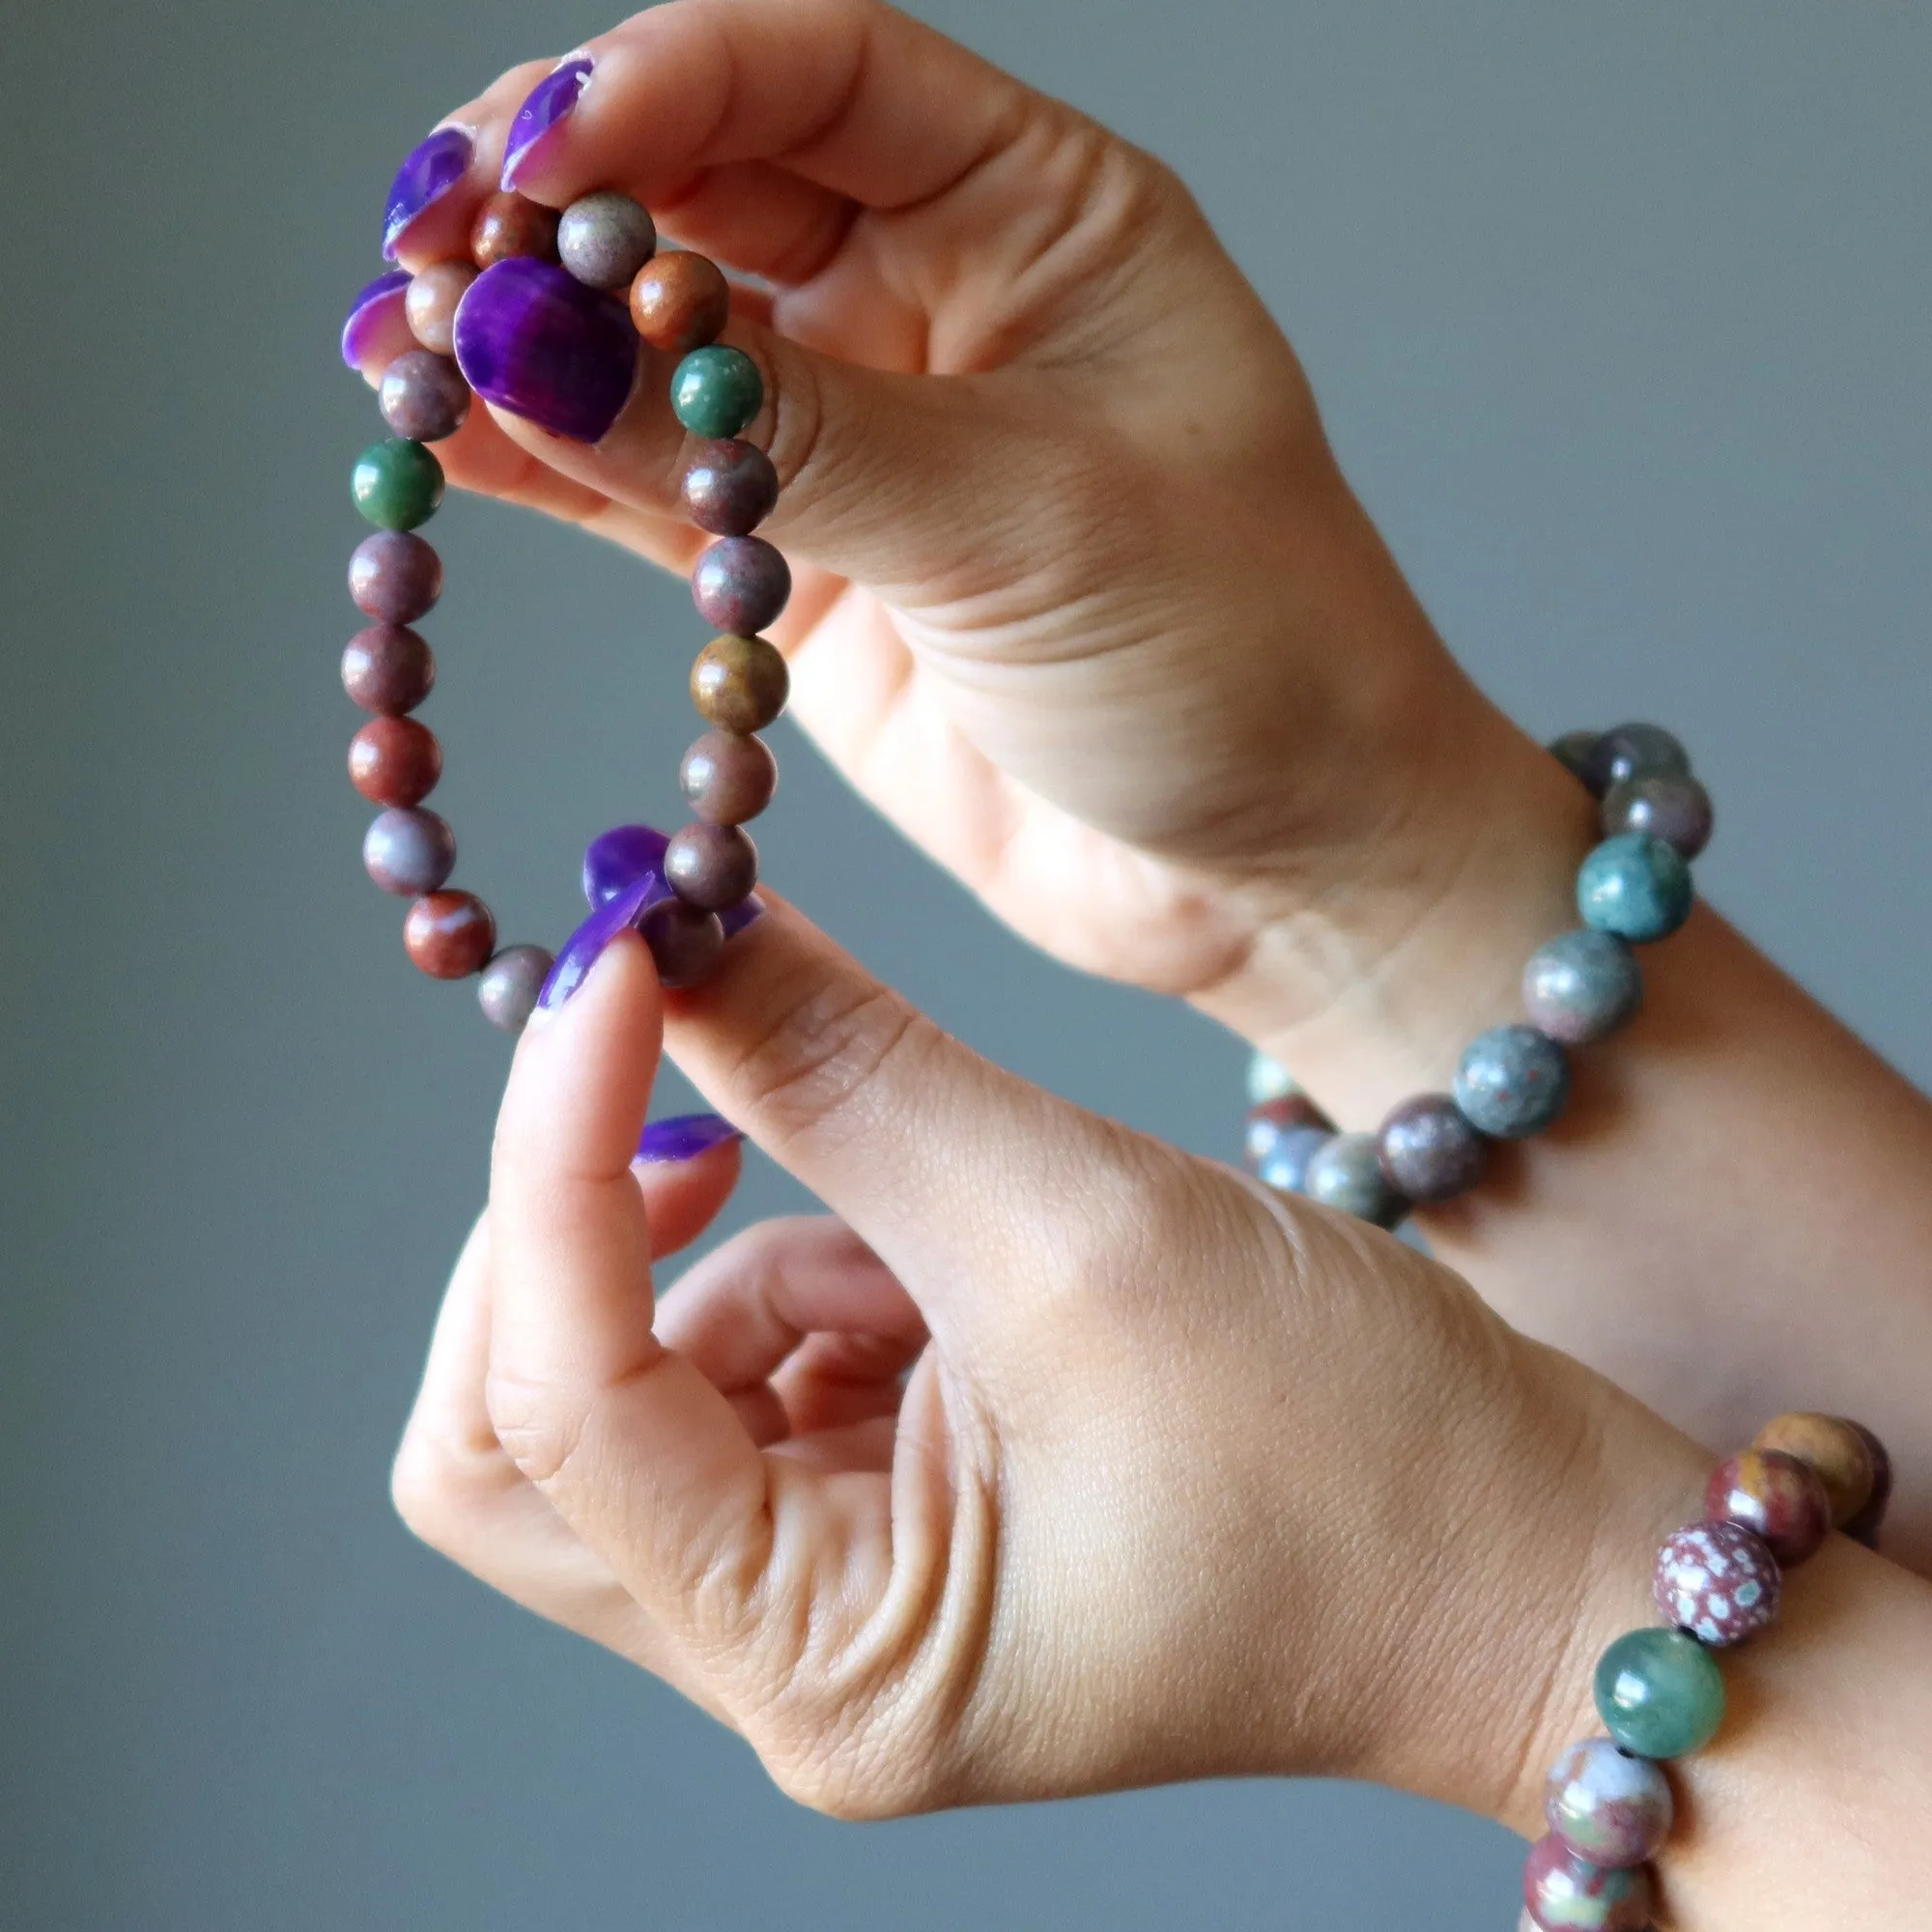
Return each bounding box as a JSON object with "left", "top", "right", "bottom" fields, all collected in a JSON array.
[
  {"left": 1521, "top": 929, "right": 1643, "bottom": 1044},
  {"left": 405, "top": 260, "right": 477, "bottom": 355},
  {"left": 1593, "top": 1626, "right": 1726, "bottom": 1759},
  {"left": 1753, "top": 1410, "right": 1877, "bottom": 1527},
  {"left": 476, "top": 944, "right": 554, "bottom": 1034},
  {"left": 679, "top": 729, "right": 778, "bottom": 824},
  {"left": 1577, "top": 832, "right": 1693, "bottom": 943},
  {"left": 362, "top": 806, "right": 456, "bottom": 895},
  {"left": 379, "top": 350, "right": 470, "bottom": 442},
  {"left": 691, "top": 633, "right": 790, "bottom": 733},
  {"left": 349, "top": 716, "right": 442, "bottom": 808},
  {"left": 341, "top": 623, "right": 436, "bottom": 715},
  {"left": 469, "top": 190, "right": 560, "bottom": 269},
  {"left": 1544, "top": 1738, "right": 1673, "bottom": 1867},
  {"left": 1581, "top": 722, "right": 1691, "bottom": 798},
  {"left": 682, "top": 439, "right": 781, "bottom": 536},
  {"left": 1454, "top": 1025, "right": 1570, "bottom": 1138},
  {"left": 638, "top": 895, "right": 724, "bottom": 989},
  {"left": 1521, "top": 1833, "right": 1655, "bottom": 1932},
  {"left": 1245, "top": 1094, "right": 1331, "bottom": 1170},
  {"left": 629, "top": 250, "right": 732, "bottom": 354},
  {"left": 1843, "top": 1422, "right": 1893, "bottom": 1548},
  {"left": 349, "top": 530, "right": 443, "bottom": 622},
  {"left": 1653, "top": 1519, "right": 1781, "bottom": 1646},
  {"left": 1376, "top": 1093, "right": 1488, "bottom": 1203},
  {"left": 1304, "top": 1131, "right": 1407, "bottom": 1230},
  {"left": 404, "top": 891, "right": 497, "bottom": 980},
  {"left": 557, "top": 190, "right": 657, "bottom": 289},
  {"left": 1706, "top": 1449, "right": 1832, "bottom": 1566},
  {"left": 1246, "top": 1051, "right": 1298, "bottom": 1105},
  {"left": 1602, "top": 771, "right": 1714, "bottom": 860},
  {"left": 692, "top": 537, "right": 791, "bottom": 634},
  {"left": 671, "top": 345, "right": 764, "bottom": 440},
  {"left": 1548, "top": 729, "right": 1601, "bottom": 783},
  {"left": 1255, "top": 1128, "right": 1332, "bottom": 1196},
  {"left": 352, "top": 438, "right": 445, "bottom": 531},
  {"left": 665, "top": 822, "right": 758, "bottom": 911}
]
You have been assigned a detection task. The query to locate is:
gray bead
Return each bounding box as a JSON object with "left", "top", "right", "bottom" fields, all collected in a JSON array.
[
  {"left": 476, "top": 945, "right": 554, "bottom": 1034},
  {"left": 1304, "top": 1131, "right": 1407, "bottom": 1229},
  {"left": 1601, "top": 771, "right": 1714, "bottom": 858},
  {"left": 1376, "top": 1094, "right": 1487, "bottom": 1203},
  {"left": 379, "top": 350, "right": 471, "bottom": 442},
  {"left": 1245, "top": 1051, "right": 1298, "bottom": 1105},
  {"left": 1581, "top": 723, "right": 1690, "bottom": 798},
  {"left": 1255, "top": 1126, "right": 1331, "bottom": 1195},
  {"left": 1521, "top": 929, "right": 1644, "bottom": 1043},
  {"left": 1548, "top": 729, "right": 1599, "bottom": 783},
  {"left": 556, "top": 192, "right": 658, "bottom": 290},
  {"left": 362, "top": 807, "right": 456, "bottom": 895},
  {"left": 1453, "top": 1025, "right": 1570, "bottom": 1138}
]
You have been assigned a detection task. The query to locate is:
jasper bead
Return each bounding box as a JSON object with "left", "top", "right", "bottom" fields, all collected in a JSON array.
[
  {"left": 680, "top": 730, "right": 778, "bottom": 824},
  {"left": 349, "top": 531, "right": 443, "bottom": 622},
  {"left": 557, "top": 190, "right": 657, "bottom": 289},
  {"left": 362, "top": 806, "right": 456, "bottom": 895},
  {"left": 1304, "top": 1131, "right": 1406, "bottom": 1229},
  {"left": 1653, "top": 1519, "right": 1781, "bottom": 1646},
  {"left": 691, "top": 634, "right": 790, "bottom": 733},
  {"left": 671, "top": 345, "right": 764, "bottom": 440},
  {"left": 476, "top": 944, "right": 554, "bottom": 1033},
  {"left": 1753, "top": 1411, "right": 1876, "bottom": 1527},
  {"left": 1548, "top": 729, "right": 1600, "bottom": 783},
  {"left": 629, "top": 250, "right": 732, "bottom": 354},
  {"left": 349, "top": 716, "right": 442, "bottom": 807},
  {"left": 1581, "top": 722, "right": 1690, "bottom": 797},
  {"left": 469, "top": 190, "right": 560, "bottom": 268},
  {"left": 1377, "top": 1093, "right": 1488, "bottom": 1203},
  {"left": 341, "top": 623, "right": 436, "bottom": 715},
  {"left": 1245, "top": 1094, "right": 1330, "bottom": 1169},
  {"left": 353, "top": 438, "right": 445, "bottom": 530},
  {"left": 692, "top": 537, "right": 790, "bottom": 635},
  {"left": 1594, "top": 1626, "right": 1726, "bottom": 1759},
  {"left": 1602, "top": 771, "right": 1714, "bottom": 859},
  {"left": 1843, "top": 1422, "right": 1894, "bottom": 1548},
  {"left": 379, "top": 350, "right": 470, "bottom": 442},
  {"left": 1577, "top": 832, "right": 1693, "bottom": 943},
  {"left": 1454, "top": 1024, "right": 1570, "bottom": 1138},
  {"left": 404, "top": 890, "right": 497, "bottom": 979},
  {"left": 682, "top": 439, "right": 781, "bottom": 536},
  {"left": 1255, "top": 1127, "right": 1331, "bottom": 1195},
  {"left": 665, "top": 821, "right": 758, "bottom": 911},
  {"left": 405, "top": 260, "right": 478, "bottom": 355},
  {"left": 639, "top": 895, "right": 725, "bottom": 989},
  {"left": 1245, "top": 1052, "right": 1298, "bottom": 1105},
  {"left": 1544, "top": 1739, "right": 1673, "bottom": 1867},
  {"left": 1706, "top": 1449, "right": 1832, "bottom": 1566},
  {"left": 1521, "top": 1834, "right": 1655, "bottom": 1932},
  {"left": 1522, "top": 929, "right": 1643, "bottom": 1044}
]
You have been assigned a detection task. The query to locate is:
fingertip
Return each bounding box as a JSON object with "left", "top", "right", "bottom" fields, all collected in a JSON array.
[{"left": 633, "top": 1130, "right": 744, "bottom": 1261}]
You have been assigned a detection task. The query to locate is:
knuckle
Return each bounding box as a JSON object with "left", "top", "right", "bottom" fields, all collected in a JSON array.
[{"left": 482, "top": 1367, "right": 589, "bottom": 1490}]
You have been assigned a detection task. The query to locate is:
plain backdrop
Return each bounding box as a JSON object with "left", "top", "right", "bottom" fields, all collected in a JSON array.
[{"left": 3, "top": 1, "right": 1927, "bottom": 1926}]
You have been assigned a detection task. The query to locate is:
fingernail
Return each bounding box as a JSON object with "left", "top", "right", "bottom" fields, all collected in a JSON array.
[
  {"left": 452, "top": 258, "right": 639, "bottom": 443},
  {"left": 719, "top": 893, "right": 765, "bottom": 939},
  {"left": 341, "top": 269, "right": 414, "bottom": 383},
  {"left": 582, "top": 822, "right": 670, "bottom": 909},
  {"left": 636, "top": 1112, "right": 742, "bottom": 1164},
  {"left": 536, "top": 870, "right": 657, "bottom": 1012},
  {"left": 383, "top": 127, "right": 473, "bottom": 260},
  {"left": 501, "top": 54, "right": 594, "bottom": 190}
]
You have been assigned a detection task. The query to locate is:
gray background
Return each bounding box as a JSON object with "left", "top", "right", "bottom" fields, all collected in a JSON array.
[{"left": 4, "top": 0, "right": 1927, "bottom": 1925}]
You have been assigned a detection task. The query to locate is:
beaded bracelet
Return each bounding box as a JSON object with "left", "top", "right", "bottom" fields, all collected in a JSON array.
[
  {"left": 340, "top": 178, "right": 789, "bottom": 1032},
  {"left": 1243, "top": 723, "right": 1715, "bottom": 1226},
  {"left": 1518, "top": 1410, "right": 1892, "bottom": 1931}
]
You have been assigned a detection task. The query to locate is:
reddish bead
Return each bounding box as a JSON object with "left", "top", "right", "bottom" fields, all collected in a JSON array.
[
  {"left": 1843, "top": 1421, "right": 1893, "bottom": 1548},
  {"left": 1705, "top": 1449, "right": 1832, "bottom": 1567},
  {"left": 469, "top": 190, "right": 560, "bottom": 269},
  {"left": 379, "top": 350, "right": 470, "bottom": 442},
  {"left": 691, "top": 634, "right": 789, "bottom": 733},
  {"left": 1377, "top": 1093, "right": 1488, "bottom": 1203},
  {"left": 682, "top": 439, "right": 780, "bottom": 536},
  {"left": 628, "top": 250, "right": 730, "bottom": 355},
  {"left": 349, "top": 716, "right": 442, "bottom": 807},
  {"left": 1521, "top": 1834, "right": 1653, "bottom": 1932},
  {"left": 1543, "top": 1739, "right": 1673, "bottom": 1868},
  {"left": 348, "top": 531, "right": 442, "bottom": 623},
  {"left": 1752, "top": 1411, "right": 1877, "bottom": 1528},
  {"left": 341, "top": 623, "right": 436, "bottom": 714},
  {"left": 405, "top": 260, "right": 478, "bottom": 355},
  {"left": 404, "top": 891, "right": 497, "bottom": 979},
  {"left": 665, "top": 821, "right": 757, "bottom": 910},
  {"left": 1653, "top": 1519, "right": 1781, "bottom": 1645},
  {"left": 692, "top": 536, "right": 790, "bottom": 634},
  {"left": 638, "top": 895, "right": 724, "bottom": 989},
  {"left": 679, "top": 730, "right": 778, "bottom": 823},
  {"left": 1244, "top": 1094, "right": 1331, "bottom": 1170}
]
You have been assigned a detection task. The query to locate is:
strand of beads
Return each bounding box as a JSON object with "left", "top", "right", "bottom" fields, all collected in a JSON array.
[
  {"left": 1240, "top": 722, "right": 1714, "bottom": 1227},
  {"left": 1519, "top": 1411, "right": 1890, "bottom": 1931}
]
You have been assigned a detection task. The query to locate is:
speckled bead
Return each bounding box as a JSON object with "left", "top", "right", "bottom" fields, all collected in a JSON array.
[
  {"left": 629, "top": 250, "right": 731, "bottom": 355},
  {"left": 1753, "top": 1411, "right": 1877, "bottom": 1528},
  {"left": 379, "top": 350, "right": 470, "bottom": 442},
  {"left": 405, "top": 260, "right": 477, "bottom": 355},
  {"left": 1245, "top": 1094, "right": 1331, "bottom": 1169},
  {"left": 1246, "top": 1052, "right": 1298, "bottom": 1105},
  {"left": 403, "top": 890, "right": 497, "bottom": 979},
  {"left": 1706, "top": 1449, "right": 1833, "bottom": 1566},
  {"left": 476, "top": 945, "right": 554, "bottom": 1033},
  {"left": 1653, "top": 1520, "right": 1781, "bottom": 1646},
  {"left": 1544, "top": 1739, "right": 1673, "bottom": 1868},
  {"left": 665, "top": 821, "right": 758, "bottom": 911},
  {"left": 469, "top": 190, "right": 560, "bottom": 269},
  {"left": 1453, "top": 1025, "right": 1570, "bottom": 1138},
  {"left": 1581, "top": 723, "right": 1691, "bottom": 798},
  {"left": 1304, "top": 1131, "right": 1407, "bottom": 1229},
  {"left": 1376, "top": 1093, "right": 1487, "bottom": 1203},
  {"left": 1577, "top": 832, "right": 1693, "bottom": 943},
  {"left": 1843, "top": 1422, "right": 1894, "bottom": 1548},
  {"left": 671, "top": 345, "right": 764, "bottom": 440},
  {"left": 679, "top": 729, "right": 778, "bottom": 824},
  {"left": 692, "top": 537, "right": 791, "bottom": 635},
  {"left": 691, "top": 633, "right": 790, "bottom": 733},
  {"left": 1255, "top": 1128, "right": 1331, "bottom": 1195},
  {"left": 349, "top": 716, "right": 442, "bottom": 808},
  {"left": 1594, "top": 1626, "right": 1726, "bottom": 1759},
  {"left": 352, "top": 438, "right": 445, "bottom": 531},
  {"left": 1602, "top": 771, "right": 1714, "bottom": 859},
  {"left": 341, "top": 624, "right": 436, "bottom": 715},
  {"left": 349, "top": 531, "right": 443, "bottom": 622},
  {"left": 682, "top": 439, "right": 781, "bottom": 536},
  {"left": 362, "top": 807, "right": 457, "bottom": 895},
  {"left": 1521, "top": 929, "right": 1643, "bottom": 1044},
  {"left": 1548, "top": 729, "right": 1601, "bottom": 783},
  {"left": 557, "top": 190, "right": 657, "bottom": 289},
  {"left": 638, "top": 895, "right": 724, "bottom": 989},
  {"left": 1521, "top": 1834, "right": 1655, "bottom": 1932}
]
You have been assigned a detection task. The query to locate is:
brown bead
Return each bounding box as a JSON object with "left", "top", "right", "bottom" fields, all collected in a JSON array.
[
  {"left": 1753, "top": 1412, "right": 1876, "bottom": 1528},
  {"left": 1842, "top": 1422, "right": 1894, "bottom": 1548},
  {"left": 342, "top": 624, "right": 436, "bottom": 714},
  {"left": 629, "top": 250, "right": 730, "bottom": 354},
  {"left": 1705, "top": 1448, "right": 1832, "bottom": 1567},
  {"left": 469, "top": 192, "right": 560, "bottom": 269},
  {"left": 405, "top": 260, "right": 478, "bottom": 355},
  {"left": 349, "top": 716, "right": 442, "bottom": 807},
  {"left": 665, "top": 821, "right": 757, "bottom": 910},
  {"left": 638, "top": 895, "right": 724, "bottom": 989},
  {"left": 690, "top": 634, "right": 789, "bottom": 733},
  {"left": 679, "top": 730, "right": 778, "bottom": 823},
  {"left": 404, "top": 891, "right": 497, "bottom": 979},
  {"left": 682, "top": 439, "right": 780, "bottom": 536}
]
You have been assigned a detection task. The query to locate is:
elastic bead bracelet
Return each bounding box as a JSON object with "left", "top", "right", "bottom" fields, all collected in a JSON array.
[
  {"left": 340, "top": 178, "right": 788, "bottom": 1034},
  {"left": 1518, "top": 1410, "right": 1891, "bottom": 1931},
  {"left": 1241, "top": 723, "right": 1715, "bottom": 1226}
]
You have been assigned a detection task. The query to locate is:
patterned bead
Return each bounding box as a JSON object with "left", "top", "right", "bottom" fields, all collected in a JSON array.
[
  {"left": 1842, "top": 1422, "right": 1893, "bottom": 1548},
  {"left": 665, "top": 822, "right": 758, "bottom": 911},
  {"left": 349, "top": 531, "right": 442, "bottom": 623},
  {"left": 1752, "top": 1411, "right": 1877, "bottom": 1527},
  {"left": 639, "top": 895, "right": 724, "bottom": 989},
  {"left": 1601, "top": 772, "right": 1714, "bottom": 859},
  {"left": 1581, "top": 723, "right": 1690, "bottom": 798},
  {"left": 1521, "top": 929, "right": 1643, "bottom": 1044},
  {"left": 352, "top": 439, "right": 445, "bottom": 531},
  {"left": 403, "top": 891, "right": 497, "bottom": 979},
  {"left": 1245, "top": 1051, "right": 1298, "bottom": 1105},
  {"left": 341, "top": 624, "right": 436, "bottom": 715},
  {"left": 1653, "top": 1520, "right": 1781, "bottom": 1646},
  {"left": 1521, "top": 1834, "right": 1654, "bottom": 1932},
  {"left": 691, "top": 634, "right": 790, "bottom": 732},
  {"left": 1303, "top": 1131, "right": 1407, "bottom": 1229},
  {"left": 404, "top": 260, "right": 477, "bottom": 355},
  {"left": 1453, "top": 1025, "right": 1570, "bottom": 1138},
  {"left": 379, "top": 350, "right": 470, "bottom": 442},
  {"left": 1376, "top": 1093, "right": 1487, "bottom": 1203},
  {"left": 693, "top": 538, "right": 791, "bottom": 635},
  {"left": 1706, "top": 1449, "right": 1832, "bottom": 1567},
  {"left": 476, "top": 945, "right": 554, "bottom": 1034},
  {"left": 469, "top": 190, "right": 560, "bottom": 269},
  {"left": 682, "top": 440, "right": 781, "bottom": 536},
  {"left": 1577, "top": 833, "right": 1693, "bottom": 943},
  {"left": 629, "top": 250, "right": 731, "bottom": 355},
  {"left": 349, "top": 716, "right": 442, "bottom": 808},
  {"left": 556, "top": 190, "right": 657, "bottom": 289},
  {"left": 362, "top": 807, "right": 457, "bottom": 895},
  {"left": 1593, "top": 1626, "right": 1726, "bottom": 1759},
  {"left": 1245, "top": 1095, "right": 1330, "bottom": 1169},
  {"left": 1255, "top": 1128, "right": 1331, "bottom": 1195},
  {"left": 1548, "top": 729, "right": 1600, "bottom": 784},
  {"left": 671, "top": 345, "right": 764, "bottom": 440},
  {"left": 679, "top": 730, "right": 778, "bottom": 824},
  {"left": 1544, "top": 1739, "right": 1673, "bottom": 1867}
]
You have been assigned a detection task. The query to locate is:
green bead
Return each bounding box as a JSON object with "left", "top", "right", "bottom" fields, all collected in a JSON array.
[
  {"left": 353, "top": 439, "right": 444, "bottom": 531},
  {"left": 669, "top": 346, "right": 763, "bottom": 439},
  {"left": 1577, "top": 831, "right": 1693, "bottom": 943},
  {"left": 1594, "top": 1627, "right": 1725, "bottom": 1758}
]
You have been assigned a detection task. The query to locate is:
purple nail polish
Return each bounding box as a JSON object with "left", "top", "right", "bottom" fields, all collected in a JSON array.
[
  {"left": 383, "top": 127, "right": 473, "bottom": 260},
  {"left": 636, "top": 1112, "right": 742, "bottom": 1164},
  {"left": 582, "top": 823, "right": 670, "bottom": 908},
  {"left": 341, "top": 270, "right": 413, "bottom": 379},
  {"left": 501, "top": 55, "right": 593, "bottom": 190},
  {"left": 452, "top": 258, "right": 639, "bottom": 443},
  {"left": 536, "top": 870, "right": 657, "bottom": 1011},
  {"left": 719, "top": 893, "right": 765, "bottom": 939}
]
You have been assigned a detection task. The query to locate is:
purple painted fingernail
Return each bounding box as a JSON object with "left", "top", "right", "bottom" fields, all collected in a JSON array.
[
  {"left": 502, "top": 55, "right": 594, "bottom": 190},
  {"left": 582, "top": 823, "right": 670, "bottom": 908},
  {"left": 452, "top": 257, "right": 639, "bottom": 443},
  {"left": 383, "top": 127, "right": 473, "bottom": 260},
  {"left": 536, "top": 871, "right": 656, "bottom": 1011},
  {"left": 636, "top": 1112, "right": 742, "bottom": 1164},
  {"left": 341, "top": 270, "right": 413, "bottom": 381},
  {"left": 719, "top": 893, "right": 766, "bottom": 939}
]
